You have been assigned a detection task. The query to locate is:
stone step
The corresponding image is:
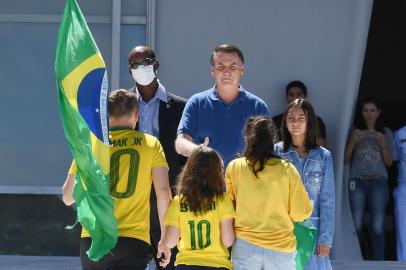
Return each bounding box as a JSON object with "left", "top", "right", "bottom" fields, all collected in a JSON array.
[{"left": 1, "top": 256, "right": 406, "bottom": 270}]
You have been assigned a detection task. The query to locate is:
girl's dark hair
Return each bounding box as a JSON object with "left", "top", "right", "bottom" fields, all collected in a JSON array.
[
  {"left": 354, "top": 96, "right": 384, "bottom": 133},
  {"left": 243, "top": 116, "right": 278, "bottom": 177},
  {"left": 176, "top": 146, "right": 225, "bottom": 215},
  {"left": 281, "top": 99, "right": 319, "bottom": 152}
]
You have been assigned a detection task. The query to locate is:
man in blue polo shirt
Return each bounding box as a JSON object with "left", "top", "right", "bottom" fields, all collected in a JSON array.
[
  {"left": 394, "top": 124, "right": 406, "bottom": 261},
  {"left": 175, "top": 44, "right": 271, "bottom": 166}
]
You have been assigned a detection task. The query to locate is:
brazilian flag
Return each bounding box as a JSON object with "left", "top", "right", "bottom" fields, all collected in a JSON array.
[
  {"left": 294, "top": 220, "right": 318, "bottom": 270},
  {"left": 55, "top": 0, "right": 118, "bottom": 261}
]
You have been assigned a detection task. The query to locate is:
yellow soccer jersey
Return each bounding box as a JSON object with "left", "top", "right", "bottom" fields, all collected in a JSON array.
[
  {"left": 226, "top": 157, "right": 312, "bottom": 252},
  {"left": 69, "top": 128, "right": 168, "bottom": 244},
  {"left": 164, "top": 194, "right": 235, "bottom": 269}
]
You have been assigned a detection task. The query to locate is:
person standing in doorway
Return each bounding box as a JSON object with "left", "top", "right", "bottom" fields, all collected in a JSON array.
[{"left": 345, "top": 96, "right": 393, "bottom": 260}]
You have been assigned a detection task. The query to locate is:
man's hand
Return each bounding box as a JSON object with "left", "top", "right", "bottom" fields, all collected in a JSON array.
[
  {"left": 175, "top": 134, "right": 209, "bottom": 157},
  {"left": 201, "top": 137, "right": 209, "bottom": 147},
  {"left": 317, "top": 244, "right": 331, "bottom": 257},
  {"left": 157, "top": 240, "right": 171, "bottom": 267}
]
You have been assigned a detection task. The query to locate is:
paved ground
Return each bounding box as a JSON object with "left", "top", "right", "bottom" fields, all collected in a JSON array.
[
  {"left": 2, "top": 195, "right": 406, "bottom": 269},
  {"left": 332, "top": 259, "right": 406, "bottom": 270},
  {"left": 1, "top": 256, "right": 406, "bottom": 270}
]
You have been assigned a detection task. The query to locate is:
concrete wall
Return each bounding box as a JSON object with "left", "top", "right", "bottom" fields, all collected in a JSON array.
[{"left": 154, "top": 0, "right": 373, "bottom": 260}]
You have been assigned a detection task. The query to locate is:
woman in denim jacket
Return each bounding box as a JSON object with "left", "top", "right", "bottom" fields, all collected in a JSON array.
[{"left": 274, "top": 99, "right": 335, "bottom": 270}]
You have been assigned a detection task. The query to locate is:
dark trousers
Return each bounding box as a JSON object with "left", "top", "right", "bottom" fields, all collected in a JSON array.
[{"left": 80, "top": 237, "right": 151, "bottom": 270}]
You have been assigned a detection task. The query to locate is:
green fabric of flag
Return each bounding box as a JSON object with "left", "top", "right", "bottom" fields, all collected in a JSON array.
[
  {"left": 55, "top": 0, "right": 118, "bottom": 261},
  {"left": 294, "top": 221, "right": 318, "bottom": 270}
]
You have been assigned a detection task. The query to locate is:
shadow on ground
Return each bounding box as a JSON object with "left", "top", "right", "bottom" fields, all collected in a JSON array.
[{"left": 0, "top": 194, "right": 80, "bottom": 256}]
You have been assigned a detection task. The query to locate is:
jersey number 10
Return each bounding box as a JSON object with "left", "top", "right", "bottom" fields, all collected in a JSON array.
[{"left": 188, "top": 220, "right": 211, "bottom": 250}]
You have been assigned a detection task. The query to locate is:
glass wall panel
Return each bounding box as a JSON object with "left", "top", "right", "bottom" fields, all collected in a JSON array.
[
  {"left": 122, "top": 0, "right": 146, "bottom": 16},
  {"left": 0, "top": 22, "right": 112, "bottom": 188},
  {"left": 0, "top": 0, "right": 147, "bottom": 192},
  {"left": 119, "top": 25, "right": 146, "bottom": 89},
  {"left": 0, "top": 0, "right": 112, "bottom": 16}
]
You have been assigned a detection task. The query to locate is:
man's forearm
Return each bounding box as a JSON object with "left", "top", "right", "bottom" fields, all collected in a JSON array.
[{"left": 175, "top": 135, "right": 198, "bottom": 157}]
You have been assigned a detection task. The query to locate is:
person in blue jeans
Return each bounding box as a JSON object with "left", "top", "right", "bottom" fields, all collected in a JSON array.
[
  {"left": 274, "top": 99, "right": 335, "bottom": 270},
  {"left": 344, "top": 96, "right": 393, "bottom": 260}
]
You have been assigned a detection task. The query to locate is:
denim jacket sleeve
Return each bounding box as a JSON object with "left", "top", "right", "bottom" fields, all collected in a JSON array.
[
  {"left": 318, "top": 149, "right": 335, "bottom": 246},
  {"left": 273, "top": 142, "right": 283, "bottom": 157}
]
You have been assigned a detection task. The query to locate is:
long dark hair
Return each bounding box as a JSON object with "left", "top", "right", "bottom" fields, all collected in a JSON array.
[
  {"left": 176, "top": 146, "right": 225, "bottom": 215},
  {"left": 243, "top": 116, "right": 279, "bottom": 177},
  {"left": 281, "top": 99, "right": 319, "bottom": 152},
  {"left": 354, "top": 96, "right": 384, "bottom": 133}
]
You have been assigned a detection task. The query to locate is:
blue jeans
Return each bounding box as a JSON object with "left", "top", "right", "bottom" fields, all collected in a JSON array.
[
  {"left": 349, "top": 177, "right": 389, "bottom": 260},
  {"left": 232, "top": 238, "right": 296, "bottom": 270}
]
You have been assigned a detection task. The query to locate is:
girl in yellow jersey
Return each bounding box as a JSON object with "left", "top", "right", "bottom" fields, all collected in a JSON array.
[
  {"left": 226, "top": 116, "right": 313, "bottom": 270},
  {"left": 158, "top": 146, "right": 235, "bottom": 270}
]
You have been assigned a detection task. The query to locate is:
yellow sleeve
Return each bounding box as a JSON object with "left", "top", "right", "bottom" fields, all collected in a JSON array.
[
  {"left": 68, "top": 160, "right": 77, "bottom": 175},
  {"left": 288, "top": 164, "right": 313, "bottom": 222},
  {"left": 225, "top": 162, "right": 236, "bottom": 203},
  {"left": 152, "top": 139, "right": 169, "bottom": 169},
  {"left": 164, "top": 196, "right": 180, "bottom": 228},
  {"left": 219, "top": 193, "right": 236, "bottom": 221}
]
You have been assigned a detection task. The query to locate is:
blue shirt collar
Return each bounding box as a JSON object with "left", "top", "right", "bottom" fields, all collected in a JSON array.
[
  {"left": 208, "top": 84, "right": 247, "bottom": 103},
  {"left": 134, "top": 80, "right": 168, "bottom": 104}
]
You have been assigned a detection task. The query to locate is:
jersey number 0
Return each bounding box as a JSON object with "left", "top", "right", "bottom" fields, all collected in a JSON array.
[{"left": 109, "top": 149, "right": 140, "bottom": 198}]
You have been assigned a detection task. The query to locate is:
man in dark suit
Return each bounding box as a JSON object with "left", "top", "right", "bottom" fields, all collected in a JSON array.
[{"left": 128, "top": 45, "right": 186, "bottom": 269}]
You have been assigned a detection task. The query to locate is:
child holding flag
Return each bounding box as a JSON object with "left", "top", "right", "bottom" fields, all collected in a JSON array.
[
  {"left": 157, "top": 146, "right": 235, "bottom": 270},
  {"left": 226, "top": 116, "right": 313, "bottom": 270},
  {"left": 274, "top": 99, "right": 335, "bottom": 270},
  {"left": 62, "top": 90, "right": 172, "bottom": 270}
]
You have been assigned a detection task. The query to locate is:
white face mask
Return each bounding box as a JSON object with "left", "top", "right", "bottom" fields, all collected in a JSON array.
[{"left": 131, "top": 65, "right": 156, "bottom": 86}]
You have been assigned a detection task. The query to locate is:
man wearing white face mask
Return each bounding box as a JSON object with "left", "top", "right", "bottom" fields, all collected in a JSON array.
[
  {"left": 128, "top": 46, "right": 186, "bottom": 270},
  {"left": 131, "top": 64, "right": 156, "bottom": 86}
]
